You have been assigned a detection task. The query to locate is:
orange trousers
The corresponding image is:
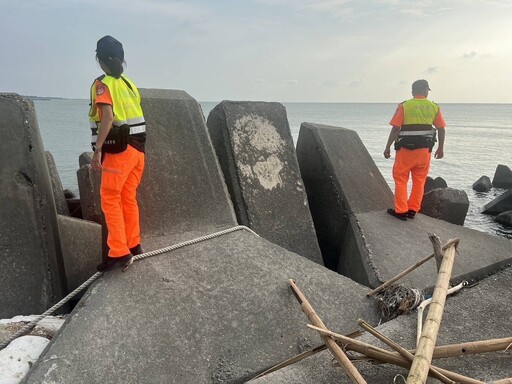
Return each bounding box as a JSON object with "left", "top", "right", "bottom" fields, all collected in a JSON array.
[
  {"left": 392, "top": 148, "right": 431, "bottom": 214},
  {"left": 100, "top": 145, "right": 145, "bottom": 257}
]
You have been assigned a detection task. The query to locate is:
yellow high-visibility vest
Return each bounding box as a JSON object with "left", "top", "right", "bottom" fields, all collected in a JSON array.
[{"left": 89, "top": 74, "right": 145, "bottom": 146}]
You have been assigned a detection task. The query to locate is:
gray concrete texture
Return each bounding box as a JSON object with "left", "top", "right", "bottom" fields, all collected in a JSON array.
[
  {"left": 76, "top": 163, "right": 102, "bottom": 224},
  {"left": 45, "top": 151, "right": 69, "bottom": 216},
  {"left": 345, "top": 210, "right": 512, "bottom": 289},
  {"left": 24, "top": 229, "right": 379, "bottom": 383},
  {"left": 420, "top": 187, "right": 469, "bottom": 225},
  {"left": 0, "top": 93, "right": 66, "bottom": 318},
  {"left": 251, "top": 266, "right": 512, "bottom": 383},
  {"left": 57, "top": 215, "right": 102, "bottom": 293},
  {"left": 483, "top": 188, "right": 512, "bottom": 214},
  {"left": 137, "top": 89, "right": 237, "bottom": 236},
  {"left": 296, "top": 123, "right": 394, "bottom": 270},
  {"left": 207, "top": 101, "right": 323, "bottom": 265}
]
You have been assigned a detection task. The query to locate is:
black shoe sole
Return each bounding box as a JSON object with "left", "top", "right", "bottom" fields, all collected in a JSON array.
[
  {"left": 97, "top": 254, "right": 133, "bottom": 272},
  {"left": 387, "top": 208, "right": 408, "bottom": 221}
]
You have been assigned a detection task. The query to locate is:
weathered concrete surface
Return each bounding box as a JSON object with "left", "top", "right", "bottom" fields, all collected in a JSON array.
[
  {"left": 492, "top": 164, "right": 512, "bottom": 188},
  {"left": 45, "top": 151, "right": 69, "bottom": 216},
  {"left": 296, "top": 123, "right": 394, "bottom": 270},
  {"left": 78, "top": 151, "right": 93, "bottom": 168},
  {"left": 341, "top": 210, "right": 512, "bottom": 289},
  {"left": 472, "top": 175, "right": 492, "bottom": 192},
  {"left": 57, "top": 215, "right": 102, "bottom": 293},
  {"left": 76, "top": 163, "right": 102, "bottom": 224},
  {"left": 251, "top": 266, "right": 512, "bottom": 383},
  {"left": 496, "top": 210, "right": 512, "bottom": 227},
  {"left": 207, "top": 101, "right": 322, "bottom": 264},
  {"left": 0, "top": 93, "right": 66, "bottom": 318},
  {"left": 424, "top": 175, "right": 448, "bottom": 194},
  {"left": 138, "top": 89, "right": 237, "bottom": 236},
  {"left": 420, "top": 187, "right": 469, "bottom": 225},
  {"left": 483, "top": 188, "right": 512, "bottom": 214},
  {"left": 24, "top": 230, "right": 379, "bottom": 383}
]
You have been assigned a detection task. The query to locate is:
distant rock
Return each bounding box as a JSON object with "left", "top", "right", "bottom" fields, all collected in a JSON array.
[
  {"left": 492, "top": 164, "right": 512, "bottom": 189},
  {"left": 496, "top": 211, "right": 512, "bottom": 227},
  {"left": 421, "top": 188, "right": 469, "bottom": 225},
  {"left": 424, "top": 176, "right": 448, "bottom": 194},
  {"left": 483, "top": 189, "right": 512, "bottom": 215},
  {"left": 472, "top": 176, "right": 492, "bottom": 192},
  {"left": 63, "top": 188, "right": 75, "bottom": 199}
]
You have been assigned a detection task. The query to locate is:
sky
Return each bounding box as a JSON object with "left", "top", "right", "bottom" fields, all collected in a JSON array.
[{"left": 1, "top": 0, "right": 512, "bottom": 103}]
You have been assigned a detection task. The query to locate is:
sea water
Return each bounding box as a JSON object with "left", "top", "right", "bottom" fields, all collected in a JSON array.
[{"left": 34, "top": 99, "right": 512, "bottom": 239}]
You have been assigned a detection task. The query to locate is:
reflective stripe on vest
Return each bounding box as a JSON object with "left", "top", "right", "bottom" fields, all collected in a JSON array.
[
  {"left": 398, "top": 98, "right": 439, "bottom": 138},
  {"left": 88, "top": 75, "right": 146, "bottom": 145}
]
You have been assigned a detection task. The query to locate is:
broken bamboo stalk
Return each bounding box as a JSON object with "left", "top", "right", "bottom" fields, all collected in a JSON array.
[
  {"left": 367, "top": 238, "right": 459, "bottom": 297},
  {"left": 407, "top": 238, "right": 459, "bottom": 384},
  {"left": 288, "top": 279, "right": 367, "bottom": 383},
  {"left": 308, "top": 324, "right": 484, "bottom": 384},
  {"left": 357, "top": 319, "right": 454, "bottom": 384}
]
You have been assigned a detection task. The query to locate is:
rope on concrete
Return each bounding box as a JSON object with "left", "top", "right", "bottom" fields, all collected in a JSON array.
[{"left": 0, "top": 225, "right": 258, "bottom": 350}]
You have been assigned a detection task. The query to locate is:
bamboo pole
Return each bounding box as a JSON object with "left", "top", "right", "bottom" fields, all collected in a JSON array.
[
  {"left": 308, "top": 324, "right": 484, "bottom": 384},
  {"left": 367, "top": 238, "right": 459, "bottom": 297},
  {"left": 288, "top": 279, "right": 367, "bottom": 383},
  {"left": 357, "top": 319, "right": 454, "bottom": 384},
  {"left": 407, "top": 238, "right": 459, "bottom": 384},
  {"left": 416, "top": 281, "right": 468, "bottom": 346},
  {"left": 251, "top": 330, "right": 362, "bottom": 380}
]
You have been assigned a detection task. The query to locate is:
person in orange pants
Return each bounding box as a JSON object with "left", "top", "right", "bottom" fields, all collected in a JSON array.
[
  {"left": 88, "top": 36, "right": 147, "bottom": 271},
  {"left": 384, "top": 79, "right": 446, "bottom": 221}
]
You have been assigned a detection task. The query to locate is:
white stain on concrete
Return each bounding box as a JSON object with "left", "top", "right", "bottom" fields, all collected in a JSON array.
[
  {"left": 253, "top": 155, "right": 283, "bottom": 190},
  {"left": 0, "top": 335, "right": 49, "bottom": 384},
  {"left": 233, "top": 114, "right": 286, "bottom": 190}
]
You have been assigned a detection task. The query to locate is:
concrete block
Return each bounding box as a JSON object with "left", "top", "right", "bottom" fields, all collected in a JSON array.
[
  {"left": 251, "top": 266, "right": 512, "bottom": 383},
  {"left": 76, "top": 164, "right": 102, "bottom": 224},
  {"left": 0, "top": 93, "right": 65, "bottom": 318},
  {"left": 207, "top": 101, "right": 322, "bottom": 264},
  {"left": 424, "top": 175, "right": 448, "bottom": 194},
  {"left": 420, "top": 187, "right": 469, "bottom": 225},
  {"left": 296, "top": 123, "right": 393, "bottom": 270},
  {"left": 78, "top": 151, "right": 93, "bottom": 168},
  {"left": 342, "top": 210, "right": 512, "bottom": 290},
  {"left": 472, "top": 175, "right": 492, "bottom": 192},
  {"left": 24, "top": 229, "right": 379, "bottom": 383},
  {"left": 496, "top": 210, "right": 512, "bottom": 227},
  {"left": 483, "top": 188, "right": 512, "bottom": 214},
  {"left": 137, "top": 89, "right": 237, "bottom": 236},
  {"left": 45, "top": 151, "right": 69, "bottom": 216},
  {"left": 57, "top": 215, "right": 102, "bottom": 293},
  {"left": 492, "top": 164, "right": 512, "bottom": 189}
]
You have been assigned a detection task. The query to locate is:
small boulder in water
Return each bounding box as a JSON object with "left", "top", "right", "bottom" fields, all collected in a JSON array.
[
  {"left": 495, "top": 210, "right": 512, "bottom": 227},
  {"left": 492, "top": 164, "right": 512, "bottom": 189},
  {"left": 472, "top": 176, "right": 492, "bottom": 192}
]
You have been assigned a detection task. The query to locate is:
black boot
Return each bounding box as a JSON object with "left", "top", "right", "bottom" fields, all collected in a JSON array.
[
  {"left": 97, "top": 254, "right": 133, "bottom": 272},
  {"left": 129, "top": 244, "right": 143, "bottom": 256},
  {"left": 387, "top": 208, "right": 408, "bottom": 221},
  {"left": 406, "top": 210, "right": 417, "bottom": 219}
]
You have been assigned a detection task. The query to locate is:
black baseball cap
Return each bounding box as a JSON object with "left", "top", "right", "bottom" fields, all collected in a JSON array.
[
  {"left": 412, "top": 79, "right": 431, "bottom": 93},
  {"left": 96, "top": 35, "right": 124, "bottom": 61}
]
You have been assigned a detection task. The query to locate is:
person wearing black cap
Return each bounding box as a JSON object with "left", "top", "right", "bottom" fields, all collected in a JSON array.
[
  {"left": 88, "top": 35, "right": 147, "bottom": 271},
  {"left": 383, "top": 79, "right": 446, "bottom": 221}
]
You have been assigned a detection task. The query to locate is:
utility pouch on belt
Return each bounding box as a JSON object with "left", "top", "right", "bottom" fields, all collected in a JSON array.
[
  {"left": 103, "top": 124, "right": 130, "bottom": 154},
  {"left": 395, "top": 132, "right": 437, "bottom": 152}
]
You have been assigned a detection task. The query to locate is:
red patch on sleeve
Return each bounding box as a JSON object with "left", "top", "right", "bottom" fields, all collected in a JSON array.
[{"left": 96, "top": 84, "right": 105, "bottom": 96}]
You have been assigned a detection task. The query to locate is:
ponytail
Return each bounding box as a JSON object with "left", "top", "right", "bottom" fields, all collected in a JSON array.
[{"left": 96, "top": 53, "right": 125, "bottom": 78}]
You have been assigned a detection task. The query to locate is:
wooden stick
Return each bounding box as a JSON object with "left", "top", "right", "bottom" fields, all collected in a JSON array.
[
  {"left": 357, "top": 319, "right": 454, "bottom": 384},
  {"left": 367, "top": 238, "right": 459, "bottom": 297},
  {"left": 251, "top": 330, "right": 362, "bottom": 380},
  {"left": 429, "top": 233, "right": 443, "bottom": 272},
  {"left": 308, "top": 325, "right": 484, "bottom": 384},
  {"left": 407, "top": 239, "right": 459, "bottom": 384},
  {"left": 288, "top": 279, "right": 367, "bottom": 383}
]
